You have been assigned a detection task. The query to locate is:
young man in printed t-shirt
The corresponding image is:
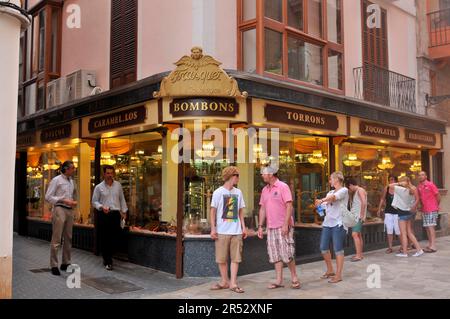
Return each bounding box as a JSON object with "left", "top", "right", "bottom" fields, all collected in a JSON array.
[{"left": 210, "top": 166, "right": 247, "bottom": 293}]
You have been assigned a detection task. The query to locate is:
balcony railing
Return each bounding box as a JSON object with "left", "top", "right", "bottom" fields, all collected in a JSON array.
[
  {"left": 353, "top": 63, "right": 416, "bottom": 113},
  {"left": 428, "top": 8, "right": 450, "bottom": 47}
]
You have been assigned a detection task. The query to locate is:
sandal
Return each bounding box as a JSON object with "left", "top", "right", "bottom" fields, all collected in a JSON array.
[
  {"left": 230, "top": 286, "right": 245, "bottom": 293},
  {"left": 424, "top": 247, "right": 437, "bottom": 253},
  {"left": 267, "top": 283, "right": 284, "bottom": 289},
  {"left": 351, "top": 256, "right": 363, "bottom": 262},
  {"left": 320, "top": 272, "right": 335, "bottom": 279},
  {"left": 328, "top": 277, "right": 343, "bottom": 284},
  {"left": 291, "top": 281, "right": 302, "bottom": 289},
  {"left": 385, "top": 248, "right": 393, "bottom": 254},
  {"left": 210, "top": 283, "right": 229, "bottom": 290}
]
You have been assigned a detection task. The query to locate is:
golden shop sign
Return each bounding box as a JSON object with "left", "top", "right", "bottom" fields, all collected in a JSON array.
[
  {"left": 40, "top": 124, "right": 72, "bottom": 143},
  {"left": 359, "top": 121, "right": 399, "bottom": 140},
  {"left": 170, "top": 98, "right": 239, "bottom": 118},
  {"left": 88, "top": 105, "right": 147, "bottom": 133},
  {"left": 405, "top": 129, "right": 436, "bottom": 146},
  {"left": 264, "top": 104, "right": 339, "bottom": 131}
]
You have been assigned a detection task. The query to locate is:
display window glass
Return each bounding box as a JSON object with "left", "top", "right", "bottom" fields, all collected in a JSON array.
[{"left": 339, "top": 142, "right": 422, "bottom": 220}]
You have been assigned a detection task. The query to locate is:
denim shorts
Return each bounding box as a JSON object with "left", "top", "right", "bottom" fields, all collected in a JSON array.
[
  {"left": 398, "top": 213, "right": 413, "bottom": 221},
  {"left": 320, "top": 225, "right": 346, "bottom": 256}
]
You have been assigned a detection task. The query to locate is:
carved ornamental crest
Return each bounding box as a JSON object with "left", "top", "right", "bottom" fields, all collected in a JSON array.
[{"left": 153, "top": 47, "right": 247, "bottom": 98}]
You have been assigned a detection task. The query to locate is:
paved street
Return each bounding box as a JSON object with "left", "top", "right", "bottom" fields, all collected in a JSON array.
[{"left": 13, "top": 234, "right": 450, "bottom": 299}]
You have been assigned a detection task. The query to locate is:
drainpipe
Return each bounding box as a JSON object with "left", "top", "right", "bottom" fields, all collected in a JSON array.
[{"left": 0, "top": 0, "right": 31, "bottom": 299}]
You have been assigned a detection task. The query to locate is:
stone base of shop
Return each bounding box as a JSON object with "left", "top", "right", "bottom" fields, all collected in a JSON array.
[{"left": 25, "top": 216, "right": 448, "bottom": 277}]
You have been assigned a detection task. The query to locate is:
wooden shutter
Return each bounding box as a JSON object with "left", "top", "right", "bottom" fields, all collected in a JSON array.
[
  {"left": 110, "top": 0, "right": 137, "bottom": 89},
  {"left": 361, "top": 0, "right": 388, "bottom": 105}
]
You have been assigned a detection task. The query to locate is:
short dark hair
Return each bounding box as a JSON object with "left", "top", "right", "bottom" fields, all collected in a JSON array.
[
  {"left": 344, "top": 177, "right": 358, "bottom": 187},
  {"left": 61, "top": 161, "right": 74, "bottom": 173},
  {"left": 103, "top": 165, "right": 115, "bottom": 173},
  {"left": 388, "top": 175, "right": 398, "bottom": 182}
]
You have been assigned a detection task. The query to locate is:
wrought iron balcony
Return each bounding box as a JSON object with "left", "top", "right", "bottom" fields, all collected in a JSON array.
[
  {"left": 428, "top": 7, "right": 450, "bottom": 47},
  {"left": 353, "top": 63, "right": 416, "bottom": 113}
]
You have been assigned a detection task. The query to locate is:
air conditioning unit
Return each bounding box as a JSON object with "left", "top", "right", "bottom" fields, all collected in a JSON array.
[
  {"left": 65, "top": 70, "right": 96, "bottom": 102},
  {"left": 46, "top": 77, "right": 66, "bottom": 109}
]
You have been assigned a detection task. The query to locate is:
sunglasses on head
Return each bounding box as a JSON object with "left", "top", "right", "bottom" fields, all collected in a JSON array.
[{"left": 233, "top": 174, "right": 240, "bottom": 177}]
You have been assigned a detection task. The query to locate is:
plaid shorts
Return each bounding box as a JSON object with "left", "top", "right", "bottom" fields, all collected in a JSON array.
[
  {"left": 422, "top": 212, "right": 438, "bottom": 227},
  {"left": 266, "top": 227, "right": 295, "bottom": 264}
]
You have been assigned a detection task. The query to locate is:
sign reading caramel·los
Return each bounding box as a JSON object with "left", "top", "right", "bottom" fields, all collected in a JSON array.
[
  {"left": 41, "top": 124, "right": 72, "bottom": 143},
  {"left": 88, "top": 106, "right": 147, "bottom": 133},
  {"left": 170, "top": 98, "right": 239, "bottom": 118},
  {"left": 264, "top": 104, "right": 339, "bottom": 131},
  {"left": 359, "top": 121, "right": 399, "bottom": 140},
  {"left": 405, "top": 129, "right": 436, "bottom": 146}
]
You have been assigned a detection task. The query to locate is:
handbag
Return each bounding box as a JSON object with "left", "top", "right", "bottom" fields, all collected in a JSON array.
[{"left": 342, "top": 204, "right": 358, "bottom": 228}]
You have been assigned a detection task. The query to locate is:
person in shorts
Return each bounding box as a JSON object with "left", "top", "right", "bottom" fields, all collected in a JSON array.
[
  {"left": 418, "top": 171, "right": 440, "bottom": 253},
  {"left": 377, "top": 176, "right": 400, "bottom": 254},
  {"left": 345, "top": 178, "right": 367, "bottom": 262},
  {"left": 210, "top": 167, "right": 247, "bottom": 293}
]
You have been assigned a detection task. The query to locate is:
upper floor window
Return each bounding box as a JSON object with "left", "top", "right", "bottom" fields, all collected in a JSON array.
[
  {"left": 110, "top": 0, "right": 138, "bottom": 89},
  {"left": 238, "top": 0, "right": 344, "bottom": 92},
  {"left": 22, "top": 1, "right": 62, "bottom": 115}
]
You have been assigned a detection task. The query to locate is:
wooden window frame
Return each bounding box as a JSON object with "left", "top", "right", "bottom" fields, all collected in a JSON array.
[
  {"left": 22, "top": 0, "right": 62, "bottom": 114},
  {"left": 237, "top": 0, "right": 345, "bottom": 94}
]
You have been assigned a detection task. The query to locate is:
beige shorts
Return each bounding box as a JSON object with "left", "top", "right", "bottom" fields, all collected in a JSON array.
[{"left": 215, "top": 234, "right": 243, "bottom": 264}]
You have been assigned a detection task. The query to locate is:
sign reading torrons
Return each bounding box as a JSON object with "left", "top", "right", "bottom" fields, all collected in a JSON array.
[
  {"left": 359, "top": 121, "right": 399, "bottom": 140},
  {"left": 88, "top": 105, "right": 147, "bottom": 133},
  {"left": 169, "top": 98, "right": 239, "bottom": 118},
  {"left": 264, "top": 104, "right": 339, "bottom": 131},
  {"left": 405, "top": 129, "right": 436, "bottom": 146},
  {"left": 41, "top": 124, "right": 72, "bottom": 143}
]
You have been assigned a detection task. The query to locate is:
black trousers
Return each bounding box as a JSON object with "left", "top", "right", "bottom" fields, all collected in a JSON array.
[{"left": 97, "top": 210, "right": 121, "bottom": 266}]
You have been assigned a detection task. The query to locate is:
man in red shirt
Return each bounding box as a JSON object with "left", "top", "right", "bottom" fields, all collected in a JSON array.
[{"left": 417, "top": 171, "right": 440, "bottom": 253}]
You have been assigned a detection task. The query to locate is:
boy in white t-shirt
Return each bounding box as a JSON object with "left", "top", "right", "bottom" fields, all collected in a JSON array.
[{"left": 210, "top": 166, "right": 247, "bottom": 293}]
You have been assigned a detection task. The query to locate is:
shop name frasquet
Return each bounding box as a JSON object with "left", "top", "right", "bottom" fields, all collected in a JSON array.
[
  {"left": 88, "top": 106, "right": 147, "bottom": 133},
  {"left": 360, "top": 121, "right": 399, "bottom": 140},
  {"left": 171, "top": 70, "right": 222, "bottom": 84}
]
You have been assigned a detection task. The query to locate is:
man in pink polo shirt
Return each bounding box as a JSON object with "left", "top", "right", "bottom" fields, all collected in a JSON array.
[
  {"left": 418, "top": 171, "right": 440, "bottom": 253},
  {"left": 257, "top": 166, "right": 301, "bottom": 289}
]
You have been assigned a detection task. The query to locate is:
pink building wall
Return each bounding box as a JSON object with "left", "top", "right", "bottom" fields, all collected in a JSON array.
[{"left": 60, "top": 0, "right": 111, "bottom": 91}]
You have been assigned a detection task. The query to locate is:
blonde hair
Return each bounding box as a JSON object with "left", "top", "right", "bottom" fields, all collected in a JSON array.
[
  {"left": 222, "top": 166, "right": 239, "bottom": 182},
  {"left": 330, "top": 171, "right": 344, "bottom": 185}
]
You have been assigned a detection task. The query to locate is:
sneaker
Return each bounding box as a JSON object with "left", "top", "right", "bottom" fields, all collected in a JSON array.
[
  {"left": 51, "top": 267, "right": 61, "bottom": 276},
  {"left": 412, "top": 250, "right": 424, "bottom": 257},
  {"left": 395, "top": 253, "right": 408, "bottom": 258},
  {"left": 105, "top": 264, "right": 113, "bottom": 271},
  {"left": 60, "top": 264, "right": 70, "bottom": 271}
]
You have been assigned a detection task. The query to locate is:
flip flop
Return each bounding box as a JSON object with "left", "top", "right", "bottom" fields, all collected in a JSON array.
[
  {"left": 230, "top": 286, "right": 245, "bottom": 293},
  {"left": 210, "top": 283, "right": 229, "bottom": 290},
  {"left": 328, "top": 277, "right": 343, "bottom": 284},
  {"left": 424, "top": 247, "right": 437, "bottom": 253},
  {"left": 291, "top": 281, "right": 302, "bottom": 289},
  {"left": 320, "top": 272, "right": 335, "bottom": 279},
  {"left": 385, "top": 248, "right": 393, "bottom": 254},
  {"left": 351, "top": 257, "right": 363, "bottom": 262},
  {"left": 267, "top": 283, "right": 284, "bottom": 289}
]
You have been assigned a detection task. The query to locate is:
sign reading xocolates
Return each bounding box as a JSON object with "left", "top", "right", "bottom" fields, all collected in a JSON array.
[{"left": 359, "top": 121, "right": 400, "bottom": 140}]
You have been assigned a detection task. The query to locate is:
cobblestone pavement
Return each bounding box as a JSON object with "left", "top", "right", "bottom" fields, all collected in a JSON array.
[{"left": 13, "top": 235, "right": 450, "bottom": 299}]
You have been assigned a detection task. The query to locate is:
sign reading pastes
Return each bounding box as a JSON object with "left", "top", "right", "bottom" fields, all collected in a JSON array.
[
  {"left": 169, "top": 98, "right": 239, "bottom": 118},
  {"left": 88, "top": 105, "right": 147, "bottom": 133},
  {"left": 359, "top": 121, "right": 399, "bottom": 140},
  {"left": 264, "top": 104, "right": 339, "bottom": 131},
  {"left": 41, "top": 124, "right": 72, "bottom": 143},
  {"left": 405, "top": 129, "right": 436, "bottom": 146},
  {"left": 17, "top": 133, "right": 36, "bottom": 147}
]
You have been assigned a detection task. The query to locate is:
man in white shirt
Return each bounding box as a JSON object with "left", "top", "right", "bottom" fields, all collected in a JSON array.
[
  {"left": 45, "top": 161, "right": 78, "bottom": 276},
  {"left": 210, "top": 166, "right": 247, "bottom": 293},
  {"left": 92, "top": 165, "right": 128, "bottom": 270}
]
